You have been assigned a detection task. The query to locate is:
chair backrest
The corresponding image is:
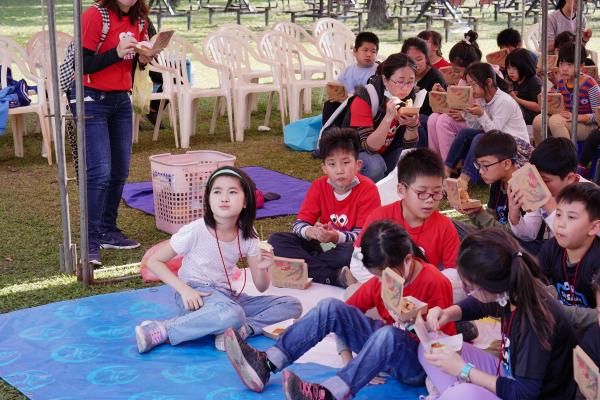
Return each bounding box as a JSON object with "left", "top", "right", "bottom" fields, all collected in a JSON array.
[
  {"left": 524, "top": 22, "right": 541, "bottom": 53},
  {"left": 0, "top": 36, "right": 40, "bottom": 89},
  {"left": 216, "top": 23, "right": 261, "bottom": 46},
  {"left": 312, "top": 17, "right": 353, "bottom": 42},
  {"left": 204, "top": 31, "right": 259, "bottom": 77},
  {"left": 317, "top": 29, "right": 355, "bottom": 74},
  {"left": 26, "top": 31, "right": 73, "bottom": 77},
  {"left": 260, "top": 31, "right": 308, "bottom": 83},
  {"left": 272, "top": 22, "right": 315, "bottom": 45}
]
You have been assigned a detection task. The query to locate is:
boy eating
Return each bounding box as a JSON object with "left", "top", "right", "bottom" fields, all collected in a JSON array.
[{"left": 269, "top": 128, "right": 381, "bottom": 288}]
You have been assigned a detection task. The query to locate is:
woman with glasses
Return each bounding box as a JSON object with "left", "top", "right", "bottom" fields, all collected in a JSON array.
[
  {"left": 419, "top": 228, "right": 577, "bottom": 400},
  {"left": 444, "top": 62, "right": 530, "bottom": 186},
  {"left": 348, "top": 52, "right": 420, "bottom": 182}
]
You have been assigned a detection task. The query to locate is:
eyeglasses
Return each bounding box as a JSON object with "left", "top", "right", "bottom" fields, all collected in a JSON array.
[
  {"left": 473, "top": 158, "right": 512, "bottom": 172},
  {"left": 387, "top": 78, "right": 415, "bottom": 87},
  {"left": 405, "top": 185, "right": 444, "bottom": 201}
]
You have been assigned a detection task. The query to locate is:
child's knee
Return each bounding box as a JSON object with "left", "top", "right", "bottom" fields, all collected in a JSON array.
[
  {"left": 315, "top": 298, "right": 346, "bottom": 316},
  {"left": 282, "top": 296, "right": 303, "bottom": 318},
  {"left": 217, "top": 302, "right": 246, "bottom": 329}
]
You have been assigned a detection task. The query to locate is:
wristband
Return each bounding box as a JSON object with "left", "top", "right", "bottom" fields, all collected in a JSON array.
[{"left": 458, "top": 363, "right": 474, "bottom": 383}]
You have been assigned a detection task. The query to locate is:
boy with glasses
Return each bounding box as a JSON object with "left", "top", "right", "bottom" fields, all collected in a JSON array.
[
  {"left": 455, "top": 130, "right": 520, "bottom": 231},
  {"left": 350, "top": 148, "right": 460, "bottom": 283}
]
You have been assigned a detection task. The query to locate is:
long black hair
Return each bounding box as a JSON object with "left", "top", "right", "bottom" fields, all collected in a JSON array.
[
  {"left": 360, "top": 220, "right": 427, "bottom": 271},
  {"left": 203, "top": 166, "right": 258, "bottom": 240},
  {"left": 401, "top": 37, "right": 431, "bottom": 66},
  {"left": 458, "top": 228, "right": 556, "bottom": 350},
  {"left": 505, "top": 48, "right": 536, "bottom": 82},
  {"left": 465, "top": 62, "right": 510, "bottom": 95}
]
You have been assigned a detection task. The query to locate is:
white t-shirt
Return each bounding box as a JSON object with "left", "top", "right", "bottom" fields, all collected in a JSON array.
[{"left": 170, "top": 218, "right": 259, "bottom": 290}]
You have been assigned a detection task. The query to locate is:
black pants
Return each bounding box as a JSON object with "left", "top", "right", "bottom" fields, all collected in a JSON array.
[{"left": 268, "top": 232, "right": 354, "bottom": 287}]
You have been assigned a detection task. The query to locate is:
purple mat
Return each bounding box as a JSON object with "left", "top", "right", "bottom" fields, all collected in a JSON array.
[{"left": 122, "top": 166, "right": 311, "bottom": 219}]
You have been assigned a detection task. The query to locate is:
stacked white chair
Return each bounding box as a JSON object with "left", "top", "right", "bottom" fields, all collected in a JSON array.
[
  {"left": 0, "top": 36, "right": 52, "bottom": 164},
  {"left": 204, "top": 31, "right": 285, "bottom": 141}
]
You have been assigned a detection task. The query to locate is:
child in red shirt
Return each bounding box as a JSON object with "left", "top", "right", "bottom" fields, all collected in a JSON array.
[
  {"left": 351, "top": 148, "right": 460, "bottom": 283},
  {"left": 269, "top": 128, "right": 381, "bottom": 288},
  {"left": 224, "top": 220, "right": 455, "bottom": 399}
]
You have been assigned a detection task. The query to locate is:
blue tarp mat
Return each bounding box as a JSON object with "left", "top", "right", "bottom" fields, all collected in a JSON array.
[{"left": 0, "top": 286, "right": 426, "bottom": 399}]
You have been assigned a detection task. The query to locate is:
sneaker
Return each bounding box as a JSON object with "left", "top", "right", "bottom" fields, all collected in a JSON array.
[
  {"left": 223, "top": 327, "right": 271, "bottom": 392},
  {"left": 282, "top": 370, "right": 334, "bottom": 400},
  {"left": 135, "top": 320, "right": 167, "bottom": 353},
  {"left": 99, "top": 229, "right": 140, "bottom": 250},
  {"left": 215, "top": 324, "right": 250, "bottom": 352},
  {"left": 336, "top": 266, "right": 358, "bottom": 289},
  {"left": 89, "top": 239, "right": 102, "bottom": 266}
]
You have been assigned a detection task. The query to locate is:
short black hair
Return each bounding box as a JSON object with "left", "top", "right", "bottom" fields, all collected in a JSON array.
[
  {"left": 401, "top": 37, "right": 431, "bottom": 65},
  {"left": 474, "top": 130, "right": 517, "bottom": 161},
  {"left": 318, "top": 127, "right": 360, "bottom": 160},
  {"left": 355, "top": 31, "right": 379, "bottom": 51},
  {"left": 396, "top": 148, "right": 444, "bottom": 185},
  {"left": 530, "top": 137, "right": 578, "bottom": 179},
  {"left": 496, "top": 28, "right": 522, "bottom": 48},
  {"left": 554, "top": 31, "right": 576, "bottom": 50},
  {"left": 505, "top": 48, "right": 536, "bottom": 81},
  {"left": 558, "top": 41, "right": 587, "bottom": 65},
  {"left": 556, "top": 182, "right": 600, "bottom": 221}
]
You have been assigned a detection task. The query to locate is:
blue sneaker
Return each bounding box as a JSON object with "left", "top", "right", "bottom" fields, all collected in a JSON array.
[
  {"left": 99, "top": 229, "right": 140, "bottom": 250},
  {"left": 89, "top": 240, "right": 102, "bottom": 265}
]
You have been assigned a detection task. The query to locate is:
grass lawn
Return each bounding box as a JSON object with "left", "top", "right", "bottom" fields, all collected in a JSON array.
[{"left": 1, "top": 1, "right": 599, "bottom": 398}]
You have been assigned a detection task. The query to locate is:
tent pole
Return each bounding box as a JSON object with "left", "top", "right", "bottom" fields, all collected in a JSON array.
[
  {"left": 540, "top": 0, "right": 548, "bottom": 141},
  {"left": 571, "top": 0, "right": 584, "bottom": 144},
  {"left": 46, "top": 0, "right": 77, "bottom": 274},
  {"left": 73, "top": 0, "right": 92, "bottom": 286},
  {"left": 520, "top": 0, "right": 525, "bottom": 42}
]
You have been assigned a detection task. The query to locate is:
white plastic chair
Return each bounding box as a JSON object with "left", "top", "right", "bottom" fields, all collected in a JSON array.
[
  {"left": 260, "top": 31, "right": 331, "bottom": 123},
  {"left": 525, "top": 22, "right": 541, "bottom": 53},
  {"left": 316, "top": 29, "right": 356, "bottom": 80},
  {"left": 159, "top": 35, "right": 234, "bottom": 147},
  {"left": 0, "top": 36, "right": 52, "bottom": 164},
  {"left": 312, "top": 18, "right": 354, "bottom": 42},
  {"left": 132, "top": 51, "right": 180, "bottom": 147},
  {"left": 204, "top": 32, "right": 285, "bottom": 141},
  {"left": 26, "top": 31, "right": 73, "bottom": 158}
]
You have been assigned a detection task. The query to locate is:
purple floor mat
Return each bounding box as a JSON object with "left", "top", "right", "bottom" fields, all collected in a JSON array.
[{"left": 122, "top": 166, "right": 311, "bottom": 220}]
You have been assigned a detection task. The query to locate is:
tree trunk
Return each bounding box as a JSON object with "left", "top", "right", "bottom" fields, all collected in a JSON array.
[{"left": 366, "top": 0, "right": 390, "bottom": 28}]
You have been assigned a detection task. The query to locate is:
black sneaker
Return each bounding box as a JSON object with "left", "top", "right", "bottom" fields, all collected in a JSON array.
[
  {"left": 99, "top": 229, "right": 140, "bottom": 250},
  {"left": 224, "top": 327, "right": 271, "bottom": 392},
  {"left": 89, "top": 239, "right": 102, "bottom": 266},
  {"left": 282, "top": 370, "right": 334, "bottom": 400}
]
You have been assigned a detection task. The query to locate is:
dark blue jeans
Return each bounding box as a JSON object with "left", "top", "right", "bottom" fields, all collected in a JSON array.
[
  {"left": 445, "top": 128, "right": 483, "bottom": 182},
  {"left": 418, "top": 114, "right": 429, "bottom": 148},
  {"left": 265, "top": 298, "right": 425, "bottom": 398},
  {"left": 68, "top": 88, "right": 133, "bottom": 240},
  {"left": 358, "top": 145, "right": 404, "bottom": 183}
]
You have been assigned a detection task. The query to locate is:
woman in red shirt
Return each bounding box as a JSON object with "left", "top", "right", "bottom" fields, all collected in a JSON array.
[
  {"left": 223, "top": 220, "right": 455, "bottom": 399},
  {"left": 68, "top": 0, "right": 150, "bottom": 264}
]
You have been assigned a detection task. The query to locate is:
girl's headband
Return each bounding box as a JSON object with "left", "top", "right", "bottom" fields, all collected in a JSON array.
[{"left": 209, "top": 168, "right": 243, "bottom": 184}]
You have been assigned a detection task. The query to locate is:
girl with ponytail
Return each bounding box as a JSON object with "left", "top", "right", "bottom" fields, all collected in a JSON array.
[
  {"left": 223, "top": 220, "right": 456, "bottom": 399},
  {"left": 419, "top": 228, "right": 577, "bottom": 400}
]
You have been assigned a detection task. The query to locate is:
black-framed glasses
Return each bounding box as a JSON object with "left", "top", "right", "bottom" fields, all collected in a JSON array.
[
  {"left": 473, "top": 158, "right": 511, "bottom": 172},
  {"left": 406, "top": 185, "right": 444, "bottom": 201}
]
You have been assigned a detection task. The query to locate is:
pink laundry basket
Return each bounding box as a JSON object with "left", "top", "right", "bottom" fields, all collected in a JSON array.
[{"left": 149, "top": 150, "right": 236, "bottom": 234}]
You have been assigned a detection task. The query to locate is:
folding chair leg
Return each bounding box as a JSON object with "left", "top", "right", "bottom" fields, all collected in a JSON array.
[
  {"left": 11, "top": 116, "right": 24, "bottom": 158},
  {"left": 245, "top": 97, "right": 252, "bottom": 130},
  {"left": 278, "top": 91, "right": 286, "bottom": 129},
  {"left": 225, "top": 95, "right": 234, "bottom": 143},
  {"left": 209, "top": 97, "right": 219, "bottom": 135},
  {"left": 169, "top": 101, "right": 180, "bottom": 148},
  {"left": 40, "top": 112, "right": 53, "bottom": 165},
  {"left": 179, "top": 97, "right": 192, "bottom": 148},
  {"left": 153, "top": 99, "right": 167, "bottom": 141},
  {"left": 219, "top": 97, "right": 226, "bottom": 116},
  {"left": 264, "top": 91, "right": 274, "bottom": 127},
  {"left": 132, "top": 113, "right": 141, "bottom": 144},
  {"left": 190, "top": 99, "right": 199, "bottom": 137},
  {"left": 234, "top": 92, "right": 247, "bottom": 142},
  {"left": 303, "top": 87, "right": 312, "bottom": 115}
]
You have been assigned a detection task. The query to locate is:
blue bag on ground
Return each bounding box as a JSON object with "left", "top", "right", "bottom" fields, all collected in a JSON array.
[{"left": 283, "top": 114, "right": 322, "bottom": 151}]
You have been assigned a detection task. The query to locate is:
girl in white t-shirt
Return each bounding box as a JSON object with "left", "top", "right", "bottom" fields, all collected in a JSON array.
[{"left": 135, "top": 167, "right": 302, "bottom": 353}]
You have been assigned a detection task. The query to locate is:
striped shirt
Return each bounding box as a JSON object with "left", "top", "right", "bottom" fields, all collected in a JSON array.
[{"left": 554, "top": 74, "right": 600, "bottom": 123}]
